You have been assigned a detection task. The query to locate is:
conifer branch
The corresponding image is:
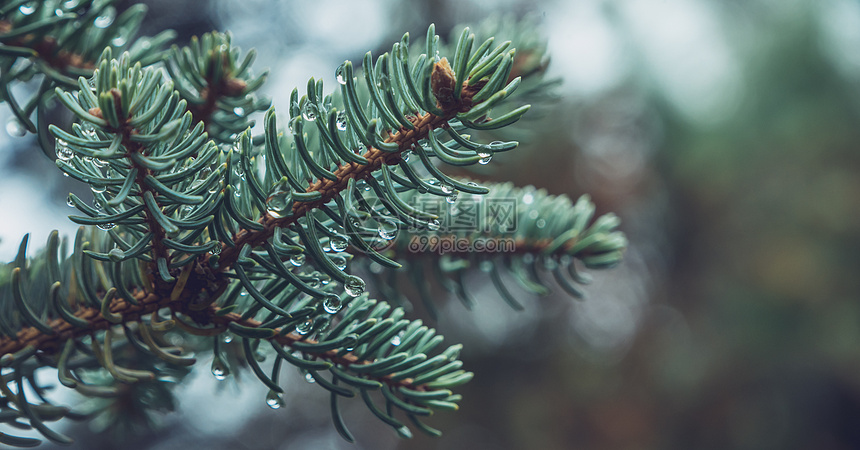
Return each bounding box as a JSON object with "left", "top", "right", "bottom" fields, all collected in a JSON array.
[{"left": 0, "top": 7, "right": 626, "bottom": 446}]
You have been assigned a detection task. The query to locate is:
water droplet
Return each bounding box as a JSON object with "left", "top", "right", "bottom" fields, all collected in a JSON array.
[
  {"left": 91, "top": 184, "right": 106, "bottom": 193},
  {"left": 266, "top": 390, "right": 283, "bottom": 409},
  {"left": 6, "top": 118, "right": 26, "bottom": 137},
  {"left": 19, "top": 3, "right": 35, "bottom": 15},
  {"left": 108, "top": 248, "right": 124, "bottom": 262},
  {"left": 288, "top": 116, "right": 299, "bottom": 134},
  {"left": 331, "top": 255, "right": 347, "bottom": 271},
  {"left": 222, "top": 332, "right": 233, "bottom": 344},
  {"left": 480, "top": 261, "right": 493, "bottom": 272},
  {"left": 378, "top": 220, "right": 398, "bottom": 240},
  {"left": 55, "top": 139, "right": 73, "bottom": 161},
  {"left": 179, "top": 205, "right": 193, "bottom": 218},
  {"left": 335, "top": 63, "right": 348, "bottom": 85},
  {"left": 344, "top": 275, "right": 365, "bottom": 297},
  {"left": 330, "top": 235, "right": 348, "bottom": 252},
  {"left": 446, "top": 190, "right": 459, "bottom": 204},
  {"left": 239, "top": 290, "right": 248, "bottom": 297},
  {"left": 440, "top": 183, "right": 453, "bottom": 195},
  {"left": 427, "top": 219, "right": 441, "bottom": 231},
  {"left": 93, "top": 7, "right": 115, "bottom": 28},
  {"left": 66, "top": 195, "right": 75, "bottom": 207},
  {"left": 295, "top": 318, "right": 313, "bottom": 335},
  {"left": 301, "top": 103, "right": 316, "bottom": 122},
  {"left": 111, "top": 35, "right": 126, "bottom": 46},
  {"left": 305, "top": 372, "right": 316, "bottom": 383},
  {"left": 522, "top": 192, "right": 534, "bottom": 205},
  {"left": 290, "top": 253, "right": 305, "bottom": 267},
  {"left": 63, "top": 0, "right": 79, "bottom": 8},
  {"left": 209, "top": 244, "right": 221, "bottom": 255},
  {"left": 336, "top": 111, "right": 347, "bottom": 131},
  {"left": 233, "top": 106, "right": 245, "bottom": 117},
  {"left": 211, "top": 358, "right": 229, "bottom": 380},
  {"left": 528, "top": 210, "right": 539, "bottom": 220},
  {"left": 308, "top": 278, "right": 321, "bottom": 288},
  {"left": 391, "top": 331, "right": 404, "bottom": 346},
  {"left": 96, "top": 222, "right": 116, "bottom": 231},
  {"left": 542, "top": 255, "right": 558, "bottom": 270},
  {"left": 93, "top": 199, "right": 103, "bottom": 211},
  {"left": 369, "top": 262, "right": 383, "bottom": 274},
  {"left": 376, "top": 74, "right": 390, "bottom": 91},
  {"left": 323, "top": 295, "right": 342, "bottom": 314},
  {"left": 536, "top": 218, "right": 546, "bottom": 228},
  {"left": 265, "top": 179, "right": 293, "bottom": 219},
  {"left": 477, "top": 146, "right": 493, "bottom": 165}
]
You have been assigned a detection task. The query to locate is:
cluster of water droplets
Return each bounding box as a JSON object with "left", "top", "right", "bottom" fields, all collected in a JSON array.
[{"left": 55, "top": 139, "right": 74, "bottom": 161}]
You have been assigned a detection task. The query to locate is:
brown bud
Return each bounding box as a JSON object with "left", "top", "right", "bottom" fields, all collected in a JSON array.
[
  {"left": 224, "top": 78, "right": 247, "bottom": 96},
  {"left": 431, "top": 57, "right": 458, "bottom": 111}
]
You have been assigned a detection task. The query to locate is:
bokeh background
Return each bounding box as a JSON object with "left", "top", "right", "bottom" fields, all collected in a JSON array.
[{"left": 3, "top": 0, "right": 860, "bottom": 449}]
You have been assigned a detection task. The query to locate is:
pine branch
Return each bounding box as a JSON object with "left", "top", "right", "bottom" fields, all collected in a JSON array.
[
  {"left": 218, "top": 68, "right": 485, "bottom": 268},
  {"left": 0, "top": 6, "right": 627, "bottom": 446}
]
